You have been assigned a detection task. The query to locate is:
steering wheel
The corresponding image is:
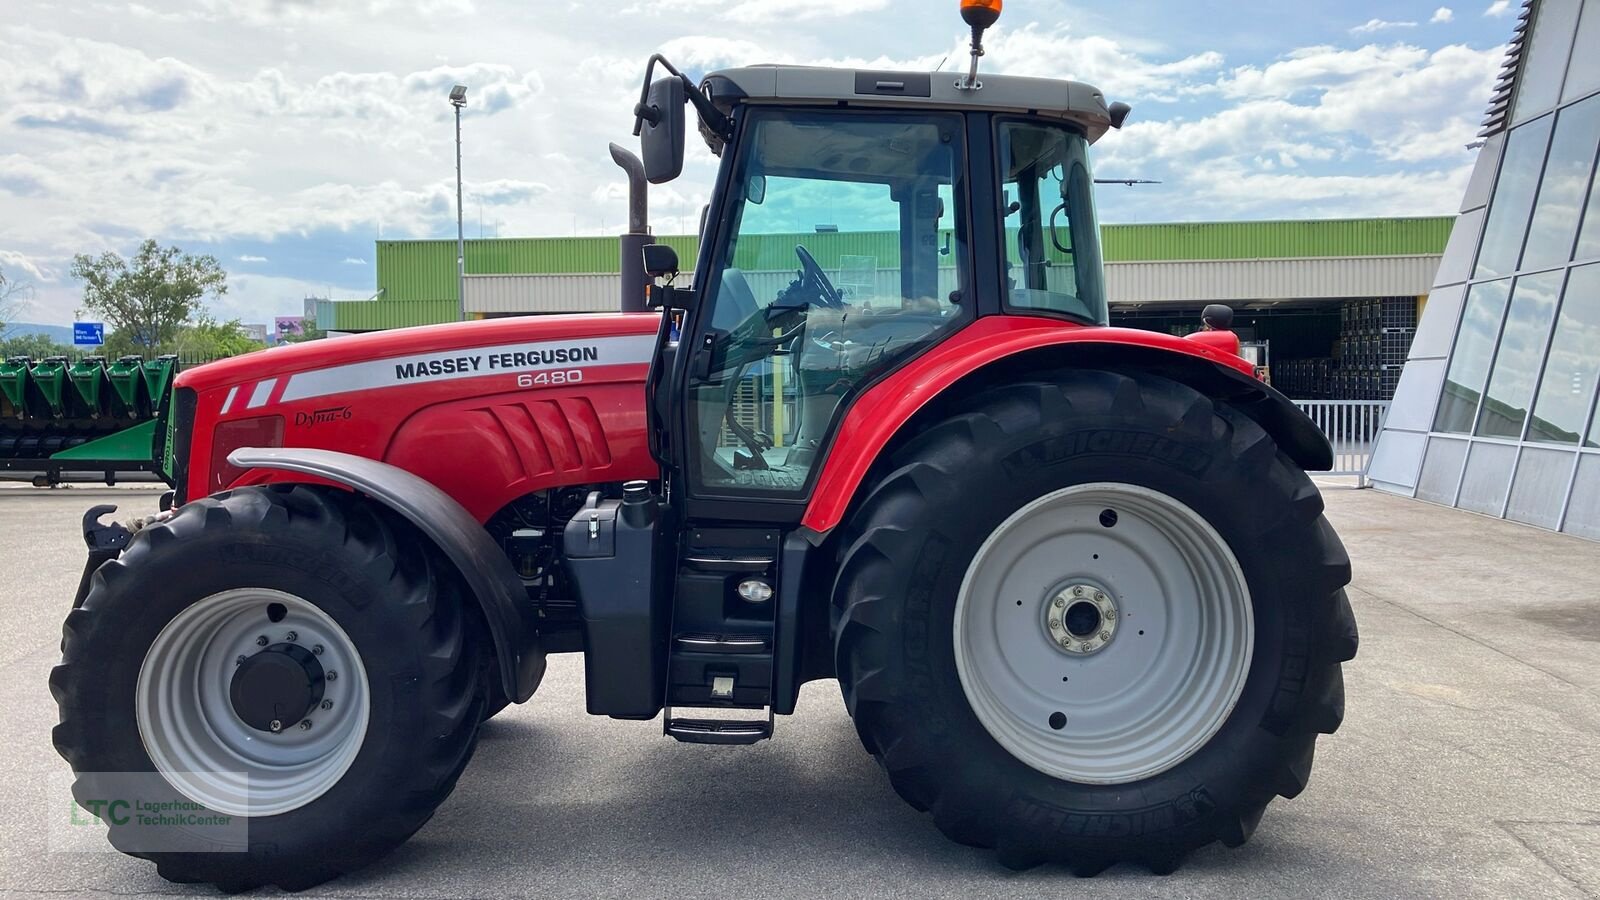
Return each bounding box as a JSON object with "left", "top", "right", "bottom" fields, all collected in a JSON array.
[{"left": 795, "top": 244, "right": 844, "bottom": 308}]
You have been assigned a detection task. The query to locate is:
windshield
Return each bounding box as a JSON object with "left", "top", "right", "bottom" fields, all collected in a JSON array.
[{"left": 998, "top": 119, "right": 1108, "bottom": 325}]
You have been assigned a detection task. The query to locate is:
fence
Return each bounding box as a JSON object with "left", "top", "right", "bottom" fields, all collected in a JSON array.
[{"left": 1291, "top": 399, "right": 1390, "bottom": 483}]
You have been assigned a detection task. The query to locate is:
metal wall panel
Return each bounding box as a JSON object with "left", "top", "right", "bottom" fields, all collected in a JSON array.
[
  {"left": 1565, "top": 454, "right": 1600, "bottom": 538},
  {"left": 1101, "top": 217, "right": 1453, "bottom": 262},
  {"left": 323, "top": 298, "right": 460, "bottom": 331},
  {"left": 464, "top": 274, "right": 624, "bottom": 314},
  {"left": 1457, "top": 441, "right": 1518, "bottom": 515},
  {"left": 1417, "top": 436, "right": 1470, "bottom": 505},
  {"left": 1103, "top": 256, "right": 1441, "bottom": 304},
  {"left": 1507, "top": 446, "right": 1577, "bottom": 528},
  {"left": 462, "top": 257, "right": 1441, "bottom": 314}
]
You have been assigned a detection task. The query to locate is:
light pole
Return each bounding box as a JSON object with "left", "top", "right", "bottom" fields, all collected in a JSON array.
[{"left": 449, "top": 84, "right": 468, "bottom": 322}]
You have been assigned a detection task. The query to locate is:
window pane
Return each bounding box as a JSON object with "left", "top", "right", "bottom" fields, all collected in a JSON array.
[
  {"left": 1476, "top": 270, "right": 1562, "bottom": 438},
  {"left": 1531, "top": 263, "right": 1600, "bottom": 446},
  {"left": 1563, "top": 0, "right": 1600, "bottom": 103},
  {"left": 1578, "top": 144, "right": 1600, "bottom": 261},
  {"left": 1435, "top": 279, "right": 1512, "bottom": 433},
  {"left": 1476, "top": 116, "right": 1555, "bottom": 278},
  {"left": 1514, "top": 0, "right": 1581, "bottom": 122},
  {"left": 1523, "top": 95, "right": 1600, "bottom": 270},
  {"left": 999, "top": 121, "right": 1107, "bottom": 324}
]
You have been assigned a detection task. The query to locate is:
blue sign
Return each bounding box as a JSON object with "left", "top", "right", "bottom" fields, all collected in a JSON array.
[{"left": 73, "top": 322, "right": 104, "bottom": 346}]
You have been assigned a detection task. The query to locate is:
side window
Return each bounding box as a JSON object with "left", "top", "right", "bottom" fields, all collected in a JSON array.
[
  {"left": 690, "top": 111, "right": 968, "bottom": 496},
  {"left": 998, "top": 121, "right": 1108, "bottom": 325}
]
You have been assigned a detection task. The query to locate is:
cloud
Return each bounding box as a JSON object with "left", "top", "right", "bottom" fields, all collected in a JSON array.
[
  {"left": 1432, "top": 7, "right": 1456, "bottom": 23},
  {"left": 0, "top": 1, "right": 1517, "bottom": 324},
  {"left": 1351, "top": 19, "right": 1418, "bottom": 34},
  {"left": 1485, "top": 1, "right": 1513, "bottom": 16},
  {"left": 625, "top": 0, "right": 891, "bottom": 24},
  {"left": 0, "top": 250, "right": 53, "bottom": 283},
  {"left": 237, "top": 254, "right": 268, "bottom": 262},
  {"left": 13, "top": 111, "right": 131, "bottom": 138},
  {"left": 342, "top": 257, "right": 367, "bottom": 265}
]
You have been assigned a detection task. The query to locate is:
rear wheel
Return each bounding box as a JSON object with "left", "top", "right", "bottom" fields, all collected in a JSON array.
[
  {"left": 52, "top": 485, "right": 486, "bottom": 891},
  {"left": 832, "top": 369, "right": 1357, "bottom": 873}
]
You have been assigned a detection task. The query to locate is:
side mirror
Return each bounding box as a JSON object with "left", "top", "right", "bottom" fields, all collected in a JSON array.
[
  {"left": 747, "top": 174, "right": 767, "bottom": 205},
  {"left": 1201, "top": 304, "right": 1235, "bottom": 331},
  {"left": 643, "top": 244, "right": 679, "bottom": 279},
  {"left": 644, "top": 244, "right": 681, "bottom": 310},
  {"left": 638, "top": 77, "right": 686, "bottom": 185}
]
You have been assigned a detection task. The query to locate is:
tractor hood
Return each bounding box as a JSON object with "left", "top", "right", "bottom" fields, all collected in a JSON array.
[
  {"left": 175, "top": 313, "right": 662, "bottom": 394},
  {"left": 168, "top": 311, "right": 664, "bottom": 514}
]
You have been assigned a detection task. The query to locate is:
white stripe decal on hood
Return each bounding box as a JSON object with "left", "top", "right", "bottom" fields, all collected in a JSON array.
[{"left": 278, "top": 333, "right": 657, "bottom": 404}]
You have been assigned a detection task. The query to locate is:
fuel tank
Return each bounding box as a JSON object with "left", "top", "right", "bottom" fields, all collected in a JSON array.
[{"left": 173, "top": 313, "right": 663, "bottom": 520}]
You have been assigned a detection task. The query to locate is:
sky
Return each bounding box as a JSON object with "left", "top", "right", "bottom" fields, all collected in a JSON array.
[{"left": 0, "top": 0, "right": 1523, "bottom": 327}]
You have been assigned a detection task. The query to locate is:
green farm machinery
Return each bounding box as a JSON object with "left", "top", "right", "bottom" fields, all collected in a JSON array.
[{"left": 0, "top": 353, "right": 180, "bottom": 485}]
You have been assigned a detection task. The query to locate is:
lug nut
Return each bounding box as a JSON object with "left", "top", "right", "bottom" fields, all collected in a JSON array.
[
  {"left": 326, "top": 670, "right": 338, "bottom": 682},
  {"left": 269, "top": 719, "right": 283, "bottom": 733},
  {"left": 255, "top": 635, "right": 268, "bottom": 647},
  {"left": 1094, "top": 592, "right": 1106, "bottom": 602},
  {"left": 235, "top": 655, "right": 246, "bottom": 666},
  {"left": 299, "top": 720, "right": 312, "bottom": 731},
  {"left": 1100, "top": 630, "right": 1111, "bottom": 641},
  {"left": 1053, "top": 597, "right": 1066, "bottom": 609},
  {"left": 320, "top": 699, "right": 333, "bottom": 711},
  {"left": 285, "top": 631, "right": 298, "bottom": 642},
  {"left": 1073, "top": 586, "right": 1084, "bottom": 597},
  {"left": 312, "top": 645, "right": 324, "bottom": 656},
  {"left": 1049, "top": 618, "right": 1061, "bottom": 630}
]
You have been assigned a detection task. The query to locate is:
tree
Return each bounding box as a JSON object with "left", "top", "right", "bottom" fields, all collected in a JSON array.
[
  {"left": 174, "top": 315, "right": 263, "bottom": 358},
  {"left": 280, "top": 317, "right": 326, "bottom": 343},
  {"left": 0, "top": 333, "right": 68, "bottom": 359},
  {"left": 70, "top": 240, "right": 227, "bottom": 350},
  {"left": 0, "top": 264, "right": 33, "bottom": 340}
]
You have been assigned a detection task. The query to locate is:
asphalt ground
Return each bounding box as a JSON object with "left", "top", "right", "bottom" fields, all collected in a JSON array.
[{"left": 1, "top": 481, "right": 1597, "bottom": 899}]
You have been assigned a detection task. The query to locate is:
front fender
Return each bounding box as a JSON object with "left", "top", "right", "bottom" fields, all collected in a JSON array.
[
  {"left": 801, "top": 317, "right": 1332, "bottom": 535},
  {"left": 227, "top": 447, "right": 542, "bottom": 703}
]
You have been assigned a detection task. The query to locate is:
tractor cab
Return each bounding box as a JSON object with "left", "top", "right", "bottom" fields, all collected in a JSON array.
[{"left": 631, "top": 54, "right": 1125, "bottom": 505}]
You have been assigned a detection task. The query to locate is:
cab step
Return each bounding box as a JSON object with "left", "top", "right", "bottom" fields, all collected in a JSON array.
[{"left": 664, "top": 707, "right": 774, "bottom": 745}]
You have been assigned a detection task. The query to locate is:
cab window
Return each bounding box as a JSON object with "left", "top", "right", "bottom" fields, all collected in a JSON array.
[
  {"left": 999, "top": 120, "right": 1107, "bottom": 325},
  {"left": 690, "top": 109, "right": 968, "bottom": 496}
]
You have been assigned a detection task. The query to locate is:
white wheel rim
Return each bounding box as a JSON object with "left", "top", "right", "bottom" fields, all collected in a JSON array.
[
  {"left": 954, "top": 482, "right": 1254, "bottom": 785},
  {"left": 135, "top": 589, "right": 371, "bottom": 817}
]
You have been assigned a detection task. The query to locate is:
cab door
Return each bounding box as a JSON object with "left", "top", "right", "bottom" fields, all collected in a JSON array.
[{"left": 677, "top": 106, "right": 973, "bottom": 512}]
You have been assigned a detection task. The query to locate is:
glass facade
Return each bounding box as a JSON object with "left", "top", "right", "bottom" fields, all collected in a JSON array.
[{"left": 1372, "top": 0, "right": 1600, "bottom": 538}]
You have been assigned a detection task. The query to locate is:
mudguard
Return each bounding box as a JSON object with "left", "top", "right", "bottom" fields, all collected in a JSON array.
[
  {"left": 228, "top": 446, "right": 543, "bottom": 703},
  {"left": 801, "top": 316, "right": 1334, "bottom": 536}
]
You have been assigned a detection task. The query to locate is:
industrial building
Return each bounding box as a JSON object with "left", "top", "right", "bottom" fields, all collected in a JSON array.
[
  {"left": 1371, "top": 0, "right": 1600, "bottom": 540},
  {"left": 320, "top": 217, "right": 1450, "bottom": 401}
]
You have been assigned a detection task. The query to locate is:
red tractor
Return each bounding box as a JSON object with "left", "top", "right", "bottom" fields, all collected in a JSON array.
[{"left": 53, "top": 3, "right": 1355, "bottom": 889}]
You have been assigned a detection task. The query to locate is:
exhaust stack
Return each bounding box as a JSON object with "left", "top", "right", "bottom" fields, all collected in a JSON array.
[{"left": 610, "top": 143, "right": 655, "bottom": 313}]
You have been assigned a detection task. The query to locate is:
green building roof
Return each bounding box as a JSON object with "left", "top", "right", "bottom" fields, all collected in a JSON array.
[{"left": 327, "top": 216, "right": 1454, "bottom": 330}]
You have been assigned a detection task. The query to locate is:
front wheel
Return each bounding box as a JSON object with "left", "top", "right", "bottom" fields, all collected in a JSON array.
[
  {"left": 51, "top": 485, "right": 486, "bottom": 891},
  {"left": 832, "top": 369, "right": 1357, "bottom": 874}
]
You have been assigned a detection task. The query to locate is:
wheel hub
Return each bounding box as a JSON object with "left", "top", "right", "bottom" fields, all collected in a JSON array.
[
  {"left": 230, "top": 643, "right": 325, "bottom": 733},
  {"left": 1044, "top": 583, "right": 1119, "bottom": 654}
]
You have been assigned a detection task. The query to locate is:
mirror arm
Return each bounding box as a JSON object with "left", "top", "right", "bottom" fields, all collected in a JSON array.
[{"left": 632, "top": 53, "right": 733, "bottom": 142}]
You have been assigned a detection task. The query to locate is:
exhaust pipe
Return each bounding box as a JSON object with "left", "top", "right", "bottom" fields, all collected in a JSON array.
[{"left": 610, "top": 143, "right": 655, "bottom": 313}]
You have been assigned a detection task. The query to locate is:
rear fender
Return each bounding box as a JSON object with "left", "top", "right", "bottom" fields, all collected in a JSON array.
[
  {"left": 801, "top": 322, "right": 1332, "bottom": 536},
  {"left": 226, "top": 447, "right": 542, "bottom": 703}
]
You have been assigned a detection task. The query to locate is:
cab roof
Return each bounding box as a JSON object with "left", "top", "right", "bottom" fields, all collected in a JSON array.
[{"left": 702, "top": 65, "right": 1117, "bottom": 144}]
